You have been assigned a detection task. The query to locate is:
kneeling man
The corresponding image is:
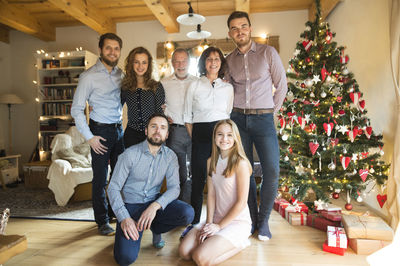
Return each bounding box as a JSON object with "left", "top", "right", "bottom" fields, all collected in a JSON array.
[{"left": 108, "top": 113, "right": 194, "bottom": 265}]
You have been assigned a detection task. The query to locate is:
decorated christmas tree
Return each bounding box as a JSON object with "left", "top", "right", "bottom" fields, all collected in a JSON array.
[{"left": 278, "top": 0, "right": 389, "bottom": 210}]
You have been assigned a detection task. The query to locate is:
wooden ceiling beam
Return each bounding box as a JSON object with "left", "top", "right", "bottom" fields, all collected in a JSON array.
[
  {"left": 308, "top": 0, "right": 342, "bottom": 21},
  {"left": 0, "top": 2, "right": 55, "bottom": 41},
  {"left": 142, "top": 0, "right": 179, "bottom": 33},
  {"left": 0, "top": 25, "right": 10, "bottom": 44},
  {"left": 235, "top": 0, "right": 250, "bottom": 13},
  {"left": 48, "top": 0, "right": 116, "bottom": 34}
]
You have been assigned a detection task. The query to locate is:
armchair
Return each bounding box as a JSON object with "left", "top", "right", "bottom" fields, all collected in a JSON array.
[{"left": 46, "top": 126, "right": 93, "bottom": 206}]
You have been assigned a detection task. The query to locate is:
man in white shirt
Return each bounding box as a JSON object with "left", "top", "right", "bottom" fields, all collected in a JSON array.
[{"left": 161, "top": 48, "right": 198, "bottom": 201}]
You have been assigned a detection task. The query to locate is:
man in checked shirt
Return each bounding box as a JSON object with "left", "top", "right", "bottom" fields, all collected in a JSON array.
[{"left": 225, "top": 11, "right": 288, "bottom": 241}]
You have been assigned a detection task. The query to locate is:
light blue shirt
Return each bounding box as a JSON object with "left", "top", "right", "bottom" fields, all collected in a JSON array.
[
  {"left": 71, "top": 59, "right": 123, "bottom": 140},
  {"left": 107, "top": 140, "right": 180, "bottom": 222}
]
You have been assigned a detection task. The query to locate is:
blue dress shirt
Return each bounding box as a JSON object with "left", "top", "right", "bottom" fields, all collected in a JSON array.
[
  {"left": 107, "top": 140, "right": 180, "bottom": 222},
  {"left": 71, "top": 59, "right": 123, "bottom": 140}
]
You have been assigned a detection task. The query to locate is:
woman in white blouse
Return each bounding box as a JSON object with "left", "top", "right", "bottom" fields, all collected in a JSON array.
[{"left": 184, "top": 46, "right": 233, "bottom": 224}]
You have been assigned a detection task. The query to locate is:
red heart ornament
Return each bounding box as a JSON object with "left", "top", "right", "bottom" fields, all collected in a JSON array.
[
  {"left": 358, "top": 100, "right": 365, "bottom": 112},
  {"left": 297, "top": 116, "right": 306, "bottom": 129},
  {"left": 323, "top": 122, "right": 334, "bottom": 136},
  {"left": 302, "top": 40, "right": 313, "bottom": 51},
  {"left": 350, "top": 92, "right": 361, "bottom": 106},
  {"left": 377, "top": 194, "right": 387, "bottom": 208},
  {"left": 338, "top": 109, "right": 345, "bottom": 116},
  {"left": 321, "top": 67, "right": 330, "bottom": 81},
  {"left": 309, "top": 142, "right": 319, "bottom": 155},
  {"left": 340, "top": 156, "right": 351, "bottom": 170},
  {"left": 359, "top": 169, "right": 369, "bottom": 182},
  {"left": 309, "top": 123, "right": 317, "bottom": 131},
  {"left": 341, "top": 55, "right": 349, "bottom": 64},
  {"left": 279, "top": 117, "right": 286, "bottom": 128},
  {"left": 337, "top": 96, "right": 343, "bottom": 103},
  {"left": 364, "top": 126, "right": 372, "bottom": 139},
  {"left": 347, "top": 126, "right": 359, "bottom": 142}
]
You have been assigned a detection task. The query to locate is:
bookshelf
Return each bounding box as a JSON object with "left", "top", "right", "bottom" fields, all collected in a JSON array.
[{"left": 35, "top": 50, "right": 98, "bottom": 161}]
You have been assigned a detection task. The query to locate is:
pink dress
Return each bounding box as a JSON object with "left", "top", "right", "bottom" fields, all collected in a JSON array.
[{"left": 207, "top": 156, "right": 252, "bottom": 248}]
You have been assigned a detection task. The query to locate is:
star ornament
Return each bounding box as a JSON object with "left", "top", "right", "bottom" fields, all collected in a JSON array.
[
  {"left": 312, "top": 75, "right": 321, "bottom": 84},
  {"left": 352, "top": 153, "right": 358, "bottom": 163},
  {"left": 293, "top": 49, "right": 301, "bottom": 56},
  {"left": 338, "top": 125, "right": 348, "bottom": 135},
  {"left": 304, "top": 114, "right": 311, "bottom": 124}
]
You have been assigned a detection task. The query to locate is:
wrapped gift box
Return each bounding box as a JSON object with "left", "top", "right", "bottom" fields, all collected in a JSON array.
[
  {"left": 288, "top": 212, "right": 307, "bottom": 225},
  {"left": 348, "top": 238, "right": 391, "bottom": 255},
  {"left": 274, "top": 198, "right": 288, "bottom": 212},
  {"left": 320, "top": 210, "right": 342, "bottom": 221},
  {"left": 327, "top": 226, "right": 348, "bottom": 248},
  {"left": 323, "top": 203, "right": 342, "bottom": 212},
  {"left": 280, "top": 202, "right": 308, "bottom": 219},
  {"left": 323, "top": 240, "right": 346, "bottom": 256},
  {"left": 342, "top": 214, "right": 394, "bottom": 241},
  {"left": 307, "top": 213, "right": 341, "bottom": 231}
]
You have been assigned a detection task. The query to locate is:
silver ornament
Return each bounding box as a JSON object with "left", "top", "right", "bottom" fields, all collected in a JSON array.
[
  {"left": 328, "top": 162, "right": 336, "bottom": 170},
  {"left": 320, "top": 91, "right": 327, "bottom": 98},
  {"left": 357, "top": 196, "right": 363, "bottom": 202},
  {"left": 370, "top": 168, "right": 375, "bottom": 173},
  {"left": 282, "top": 134, "right": 289, "bottom": 141},
  {"left": 287, "top": 91, "right": 294, "bottom": 101},
  {"left": 310, "top": 92, "right": 315, "bottom": 98},
  {"left": 342, "top": 67, "right": 349, "bottom": 75},
  {"left": 284, "top": 155, "right": 289, "bottom": 161},
  {"left": 305, "top": 78, "right": 313, "bottom": 88},
  {"left": 343, "top": 148, "right": 347, "bottom": 154},
  {"left": 379, "top": 150, "right": 385, "bottom": 156},
  {"left": 335, "top": 189, "right": 341, "bottom": 193}
]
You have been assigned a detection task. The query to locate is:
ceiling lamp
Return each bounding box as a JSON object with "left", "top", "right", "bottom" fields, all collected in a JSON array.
[
  {"left": 187, "top": 24, "right": 211, "bottom": 39},
  {"left": 177, "top": 1, "right": 205, "bottom": 26}
]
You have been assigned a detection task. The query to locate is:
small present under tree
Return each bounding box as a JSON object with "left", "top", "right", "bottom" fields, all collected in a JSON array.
[{"left": 278, "top": 0, "right": 389, "bottom": 210}]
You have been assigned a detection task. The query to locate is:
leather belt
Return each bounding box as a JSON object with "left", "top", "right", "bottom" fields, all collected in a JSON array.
[
  {"left": 232, "top": 107, "right": 274, "bottom": 115},
  {"left": 89, "top": 119, "right": 122, "bottom": 128},
  {"left": 171, "top": 123, "right": 185, "bottom": 128}
]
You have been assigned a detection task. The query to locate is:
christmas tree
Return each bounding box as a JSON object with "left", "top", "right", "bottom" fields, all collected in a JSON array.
[{"left": 278, "top": 0, "right": 389, "bottom": 209}]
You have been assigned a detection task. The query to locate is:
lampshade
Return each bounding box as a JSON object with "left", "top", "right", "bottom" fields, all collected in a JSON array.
[
  {"left": 0, "top": 94, "right": 24, "bottom": 105},
  {"left": 177, "top": 2, "right": 205, "bottom": 26},
  {"left": 187, "top": 24, "right": 211, "bottom": 39}
]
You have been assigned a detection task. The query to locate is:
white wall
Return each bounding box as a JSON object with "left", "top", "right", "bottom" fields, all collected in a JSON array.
[
  {"left": 327, "top": 0, "right": 395, "bottom": 218},
  {"left": 0, "top": 41, "right": 12, "bottom": 154}
]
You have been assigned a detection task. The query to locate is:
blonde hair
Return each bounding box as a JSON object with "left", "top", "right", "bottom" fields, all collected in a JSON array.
[{"left": 208, "top": 119, "right": 252, "bottom": 178}]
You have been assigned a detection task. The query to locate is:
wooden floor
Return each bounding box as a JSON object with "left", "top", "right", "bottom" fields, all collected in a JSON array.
[{"left": 3, "top": 209, "right": 369, "bottom": 266}]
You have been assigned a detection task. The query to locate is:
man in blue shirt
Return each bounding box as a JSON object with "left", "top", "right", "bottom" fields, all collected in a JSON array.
[
  {"left": 71, "top": 33, "right": 124, "bottom": 236},
  {"left": 108, "top": 113, "right": 194, "bottom": 265}
]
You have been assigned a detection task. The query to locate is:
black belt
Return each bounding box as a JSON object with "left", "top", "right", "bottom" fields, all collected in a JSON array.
[
  {"left": 171, "top": 123, "right": 185, "bottom": 128},
  {"left": 233, "top": 107, "right": 274, "bottom": 115},
  {"left": 90, "top": 119, "right": 122, "bottom": 128}
]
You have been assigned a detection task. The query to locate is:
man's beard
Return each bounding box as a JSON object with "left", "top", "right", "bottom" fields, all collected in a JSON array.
[
  {"left": 147, "top": 136, "right": 165, "bottom": 146},
  {"left": 235, "top": 35, "right": 251, "bottom": 48},
  {"left": 100, "top": 52, "right": 119, "bottom": 67}
]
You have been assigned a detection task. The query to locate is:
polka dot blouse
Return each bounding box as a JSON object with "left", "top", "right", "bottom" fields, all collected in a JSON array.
[{"left": 121, "top": 83, "right": 165, "bottom": 132}]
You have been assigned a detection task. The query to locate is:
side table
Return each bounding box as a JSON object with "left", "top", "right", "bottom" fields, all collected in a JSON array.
[{"left": 0, "top": 155, "right": 21, "bottom": 189}]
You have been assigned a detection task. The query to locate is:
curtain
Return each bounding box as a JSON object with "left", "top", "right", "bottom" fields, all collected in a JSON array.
[{"left": 388, "top": 0, "right": 400, "bottom": 231}]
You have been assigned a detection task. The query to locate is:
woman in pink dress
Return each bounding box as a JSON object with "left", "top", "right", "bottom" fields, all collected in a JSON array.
[{"left": 179, "top": 119, "right": 252, "bottom": 265}]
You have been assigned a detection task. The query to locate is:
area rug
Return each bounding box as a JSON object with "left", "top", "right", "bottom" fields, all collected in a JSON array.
[{"left": 0, "top": 183, "right": 94, "bottom": 221}]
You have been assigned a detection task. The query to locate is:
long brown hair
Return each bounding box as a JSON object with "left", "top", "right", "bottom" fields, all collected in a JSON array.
[
  {"left": 208, "top": 119, "right": 252, "bottom": 178},
  {"left": 121, "top": 46, "right": 158, "bottom": 92}
]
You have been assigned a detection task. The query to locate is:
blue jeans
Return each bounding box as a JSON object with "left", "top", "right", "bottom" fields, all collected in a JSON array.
[
  {"left": 231, "top": 112, "right": 279, "bottom": 236},
  {"left": 89, "top": 122, "right": 124, "bottom": 226},
  {"left": 114, "top": 200, "right": 194, "bottom": 265}
]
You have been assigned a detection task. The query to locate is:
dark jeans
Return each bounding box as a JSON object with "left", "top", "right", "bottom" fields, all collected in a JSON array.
[
  {"left": 123, "top": 127, "right": 146, "bottom": 149},
  {"left": 231, "top": 112, "right": 280, "bottom": 236},
  {"left": 190, "top": 121, "right": 218, "bottom": 224},
  {"left": 166, "top": 125, "right": 192, "bottom": 200},
  {"left": 89, "top": 122, "right": 124, "bottom": 227},
  {"left": 114, "top": 200, "right": 194, "bottom": 265}
]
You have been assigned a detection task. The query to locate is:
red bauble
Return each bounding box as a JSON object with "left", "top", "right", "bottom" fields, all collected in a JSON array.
[
  {"left": 301, "top": 83, "right": 306, "bottom": 88},
  {"left": 306, "top": 57, "right": 311, "bottom": 63},
  {"left": 332, "top": 192, "right": 340, "bottom": 199},
  {"left": 345, "top": 203, "right": 353, "bottom": 210},
  {"left": 335, "top": 73, "right": 339, "bottom": 78}
]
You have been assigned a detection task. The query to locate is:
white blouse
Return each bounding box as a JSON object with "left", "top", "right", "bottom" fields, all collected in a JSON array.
[{"left": 184, "top": 76, "right": 233, "bottom": 124}]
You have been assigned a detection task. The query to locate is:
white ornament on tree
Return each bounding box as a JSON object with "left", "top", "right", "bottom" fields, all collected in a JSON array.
[
  {"left": 320, "top": 91, "right": 327, "bottom": 98},
  {"left": 282, "top": 134, "right": 289, "bottom": 141},
  {"left": 357, "top": 196, "right": 363, "bottom": 202},
  {"left": 305, "top": 78, "right": 313, "bottom": 88},
  {"left": 312, "top": 75, "right": 321, "bottom": 84}
]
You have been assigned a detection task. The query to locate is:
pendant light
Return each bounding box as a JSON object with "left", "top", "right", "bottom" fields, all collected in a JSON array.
[
  {"left": 177, "top": 1, "right": 205, "bottom": 26},
  {"left": 187, "top": 24, "right": 211, "bottom": 39}
]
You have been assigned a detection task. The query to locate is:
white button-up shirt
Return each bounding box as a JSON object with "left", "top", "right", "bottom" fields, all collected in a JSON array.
[
  {"left": 161, "top": 74, "right": 198, "bottom": 125},
  {"left": 184, "top": 76, "right": 233, "bottom": 124}
]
